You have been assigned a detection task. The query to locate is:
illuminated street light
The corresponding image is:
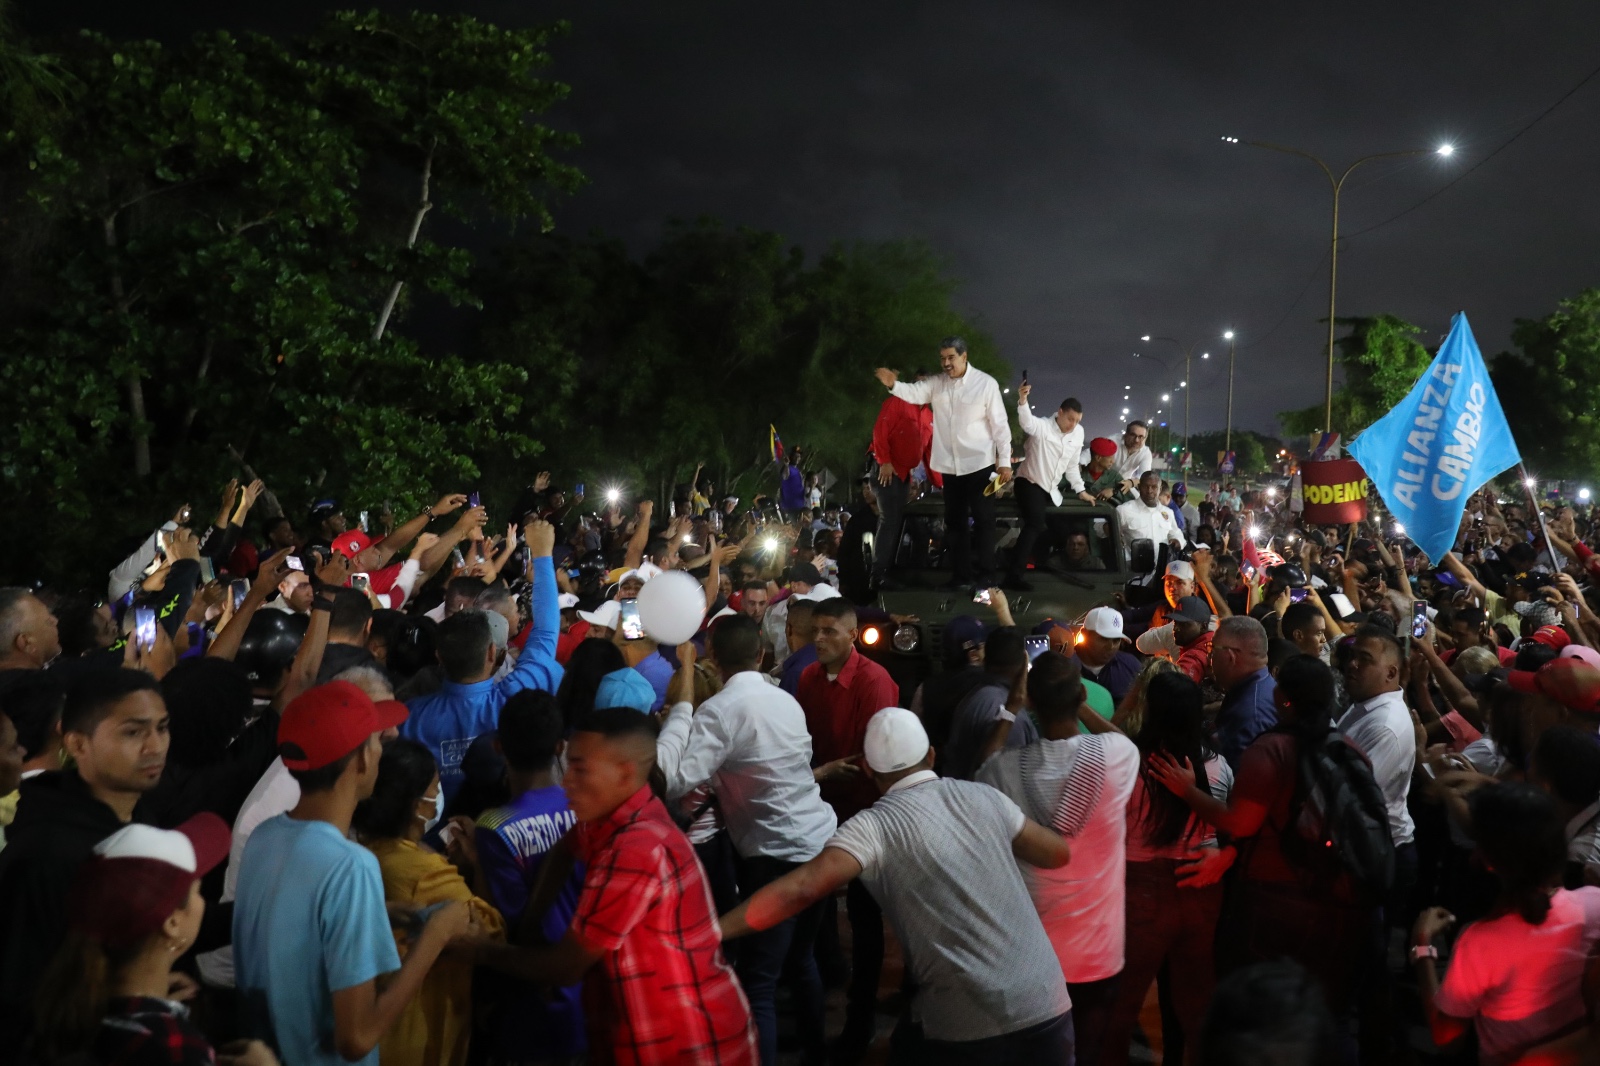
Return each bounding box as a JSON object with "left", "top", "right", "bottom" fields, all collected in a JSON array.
[
  {"left": 1582, "top": 489, "right": 1593, "bottom": 502},
  {"left": 1161, "top": 393, "right": 1170, "bottom": 402},
  {"left": 1223, "top": 330, "right": 1235, "bottom": 340},
  {"left": 1437, "top": 144, "right": 1455, "bottom": 156},
  {"left": 1524, "top": 477, "right": 1537, "bottom": 488}
]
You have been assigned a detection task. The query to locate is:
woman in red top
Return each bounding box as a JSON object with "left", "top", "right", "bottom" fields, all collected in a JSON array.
[{"left": 1151, "top": 655, "right": 1373, "bottom": 1016}]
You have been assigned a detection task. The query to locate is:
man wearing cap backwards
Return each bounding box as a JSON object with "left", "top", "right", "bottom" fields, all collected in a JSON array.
[
  {"left": 1003, "top": 385, "right": 1093, "bottom": 592},
  {"left": 0, "top": 669, "right": 169, "bottom": 1032},
  {"left": 1117, "top": 471, "right": 1186, "bottom": 575},
  {"left": 721, "top": 707, "right": 1076, "bottom": 1062},
  {"left": 975, "top": 652, "right": 1142, "bottom": 1066},
  {"left": 1070, "top": 607, "right": 1141, "bottom": 704},
  {"left": 467, "top": 706, "right": 760, "bottom": 1065},
  {"left": 1210, "top": 615, "right": 1276, "bottom": 770},
  {"left": 30, "top": 814, "right": 245, "bottom": 1064},
  {"left": 875, "top": 337, "right": 1014, "bottom": 588},
  {"left": 402, "top": 520, "right": 563, "bottom": 803},
  {"left": 234, "top": 682, "right": 472, "bottom": 1066},
  {"left": 655, "top": 618, "right": 838, "bottom": 1066}
]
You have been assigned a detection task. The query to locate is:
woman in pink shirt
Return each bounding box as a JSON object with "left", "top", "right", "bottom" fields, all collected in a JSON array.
[{"left": 1414, "top": 781, "right": 1600, "bottom": 1066}]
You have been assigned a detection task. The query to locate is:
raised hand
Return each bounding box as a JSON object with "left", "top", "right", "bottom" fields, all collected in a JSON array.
[
  {"left": 534, "top": 471, "right": 551, "bottom": 492},
  {"left": 432, "top": 493, "right": 468, "bottom": 516},
  {"left": 523, "top": 519, "right": 556, "bottom": 558},
  {"left": 874, "top": 367, "right": 898, "bottom": 389}
]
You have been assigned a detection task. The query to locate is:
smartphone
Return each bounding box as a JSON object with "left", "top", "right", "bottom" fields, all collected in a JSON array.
[
  {"left": 973, "top": 588, "right": 993, "bottom": 607},
  {"left": 1024, "top": 635, "right": 1049, "bottom": 661},
  {"left": 575, "top": 482, "right": 585, "bottom": 496},
  {"left": 230, "top": 579, "right": 250, "bottom": 611},
  {"left": 1289, "top": 587, "right": 1309, "bottom": 603},
  {"left": 619, "top": 598, "right": 645, "bottom": 641},
  {"left": 285, "top": 555, "right": 305, "bottom": 572},
  {"left": 359, "top": 510, "right": 370, "bottom": 532},
  {"left": 196, "top": 557, "right": 216, "bottom": 584},
  {"left": 1411, "top": 601, "right": 1429, "bottom": 640},
  {"left": 468, "top": 491, "right": 481, "bottom": 509},
  {"left": 567, "top": 567, "right": 582, "bottom": 580},
  {"left": 1021, "top": 368, "right": 1029, "bottom": 385},
  {"left": 451, "top": 547, "right": 466, "bottom": 571},
  {"left": 134, "top": 606, "right": 157, "bottom": 653},
  {"left": 351, "top": 573, "right": 372, "bottom": 593}
]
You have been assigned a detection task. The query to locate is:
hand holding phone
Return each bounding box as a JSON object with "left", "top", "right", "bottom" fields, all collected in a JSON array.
[
  {"left": 134, "top": 606, "right": 158, "bottom": 653},
  {"left": 973, "top": 588, "right": 993, "bottom": 607},
  {"left": 1411, "top": 601, "right": 1429, "bottom": 640},
  {"left": 620, "top": 598, "right": 645, "bottom": 641}
]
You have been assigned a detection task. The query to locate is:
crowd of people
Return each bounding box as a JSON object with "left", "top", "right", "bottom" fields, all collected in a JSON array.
[{"left": 0, "top": 336, "right": 1597, "bottom": 1066}]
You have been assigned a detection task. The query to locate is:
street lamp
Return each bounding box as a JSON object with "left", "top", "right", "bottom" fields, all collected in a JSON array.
[
  {"left": 1136, "top": 336, "right": 1202, "bottom": 462},
  {"left": 1223, "top": 330, "right": 1236, "bottom": 458},
  {"left": 1224, "top": 135, "right": 1455, "bottom": 433}
]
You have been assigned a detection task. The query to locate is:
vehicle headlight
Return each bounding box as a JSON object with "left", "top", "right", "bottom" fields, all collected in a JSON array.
[
  {"left": 892, "top": 623, "right": 920, "bottom": 653},
  {"left": 861, "top": 626, "right": 882, "bottom": 646}
]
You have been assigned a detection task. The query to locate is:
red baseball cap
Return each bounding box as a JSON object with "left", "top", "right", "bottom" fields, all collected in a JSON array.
[
  {"left": 1507, "top": 658, "right": 1600, "bottom": 715},
  {"left": 277, "top": 681, "right": 409, "bottom": 771},
  {"left": 1531, "top": 625, "right": 1572, "bottom": 651},
  {"left": 331, "top": 530, "right": 374, "bottom": 560},
  {"left": 1088, "top": 437, "right": 1118, "bottom": 458},
  {"left": 70, "top": 813, "right": 231, "bottom": 949}
]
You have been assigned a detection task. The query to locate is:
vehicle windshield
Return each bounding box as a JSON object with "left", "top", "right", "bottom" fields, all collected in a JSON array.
[{"left": 882, "top": 499, "right": 1120, "bottom": 579}]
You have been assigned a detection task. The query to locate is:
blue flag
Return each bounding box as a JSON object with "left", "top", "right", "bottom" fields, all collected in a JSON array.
[{"left": 1348, "top": 312, "right": 1520, "bottom": 564}]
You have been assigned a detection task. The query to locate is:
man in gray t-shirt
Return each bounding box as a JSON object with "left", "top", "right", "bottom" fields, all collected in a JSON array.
[{"left": 720, "top": 706, "right": 1076, "bottom": 1060}]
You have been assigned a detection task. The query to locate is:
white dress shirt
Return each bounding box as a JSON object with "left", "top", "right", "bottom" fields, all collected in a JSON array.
[
  {"left": 1336, "top": 689, "right": 1416, "bottom": 847},
  {"left": 1015, "top": 401, "right": 1086, "bottom": 505},
  {"left": 1116, "top": 498, "right": 1186, "bottom": 562},
  {"left": 1113, "top": 442, "right": 1153, "bottom": 482},
  {"left": 656, "top": 671, "right": 838, "bottom": 862},
  {"left": 890, "top": 366, "right": 1012, "bottom": 477}
]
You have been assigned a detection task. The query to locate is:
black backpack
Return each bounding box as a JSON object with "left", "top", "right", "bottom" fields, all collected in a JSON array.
[{"left": 1281, "top": 731, "right": 1395, "bottom": 898}]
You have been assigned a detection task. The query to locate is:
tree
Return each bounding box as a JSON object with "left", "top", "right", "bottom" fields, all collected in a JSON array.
[
  {"left": 1490, "top": 288, "right": 1600, "bottom": 479},
  {"left": 1279, "top": 314, "right": 1433, "bottom": 438},
  {"left": 1186, "top": 430, "right": 1277, "bottom": 477},
  {"left": 0, "top": 13, "right": 579, "bottom": 581}
]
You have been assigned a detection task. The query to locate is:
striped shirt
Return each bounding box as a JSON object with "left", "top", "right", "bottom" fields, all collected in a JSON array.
[{"left": 826, "top": 772, "right": 1070, "bottom": 1042}]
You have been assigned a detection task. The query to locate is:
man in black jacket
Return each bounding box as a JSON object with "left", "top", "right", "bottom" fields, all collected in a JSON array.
[{"left": 0, "top": 669, "right": 169, "bottom": 1033}]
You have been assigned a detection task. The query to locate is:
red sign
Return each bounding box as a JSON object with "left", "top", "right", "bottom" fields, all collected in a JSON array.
[{"left": 1301, "top": 459, "right": 1369, "bottom": 524}]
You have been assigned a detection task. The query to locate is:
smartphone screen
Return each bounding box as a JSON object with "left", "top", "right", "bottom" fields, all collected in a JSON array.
[
  {"left": 1289, "top": 587, "right": 1309, "bottom": 603},
  {"left": 1411, "top": 601, "right": 1429, "bottom": 640},
  {"left": 134, "top": 606, "right": 157, "bottom": 653},
  {"left": 359, "top": 510, "right": 370, "bottom": 532},
  {"left": 285, "top": 555, "right": 305, "bottom": 572},
  {"left": 230, "top": 579, "right": 250, "bottom": 611},
  {"left": 575, "top": 482, "right": 585, "bottom": 496},
  {"left": 351, "top": 573, "right": 371, "bottom": 593},
  {"left": 197, "top": 558, "right": 216, "bottom": 584},
  {"left": 468, "top": 491, "right": 481, "bottom": 509},
  {"left": 972, "top": 588, "right": 993, "bottom": 607},
  {"left": 620, "top": 598, "right": 645, "bottom": 641},
  {"left": 451, "top": 548, "right": 466, "bottom": 571},
  {"left": 1024, "top": 635, "right": 1048, "bottom": 661}
]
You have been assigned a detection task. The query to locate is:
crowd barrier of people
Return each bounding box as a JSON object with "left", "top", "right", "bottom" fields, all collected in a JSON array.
[{"left": 0, "top": 338, "right": 1598, "bottom": 1066}]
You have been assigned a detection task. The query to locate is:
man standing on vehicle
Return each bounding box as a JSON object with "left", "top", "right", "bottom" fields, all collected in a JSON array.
[
  {"left": 1003, "top": 384, "right": 1094, "bottom": 591},
  {"left": 869, "top": 371, "right": 939, "bottom": 592},
  {"left": 875, "top": 338, "right": 1012, "bottom": 588}
]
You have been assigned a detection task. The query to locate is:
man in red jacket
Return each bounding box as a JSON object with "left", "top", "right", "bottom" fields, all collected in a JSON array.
[{"left": 870, "top": 371, "right": 938, "bottom": 591}]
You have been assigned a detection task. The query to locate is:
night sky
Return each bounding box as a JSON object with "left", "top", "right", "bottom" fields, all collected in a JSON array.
[{"left": 21, "top": 0, "right": 1600, "bottom": 446}]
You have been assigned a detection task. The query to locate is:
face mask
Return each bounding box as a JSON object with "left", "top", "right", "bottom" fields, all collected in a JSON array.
[{"left": 420, "top": 789, "right": 443, "bottom": 834}]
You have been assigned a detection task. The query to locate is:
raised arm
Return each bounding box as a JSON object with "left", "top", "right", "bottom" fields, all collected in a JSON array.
[
  {"left": 375, "top": 494, "right": 466, "bottom": 569},
  {"left": 623, "top": 500, "right": 654, "bottom": 570},
  {"left": 881, "top": 368, "right": 935, "bottom": 405},
  {"left": 208, "top": 548, "right": 292, "bottom": 662}
]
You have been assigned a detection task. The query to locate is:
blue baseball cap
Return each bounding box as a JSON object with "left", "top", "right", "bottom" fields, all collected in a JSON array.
[{"left": 595, "top": 668, "right": 656, "bottom": 714}]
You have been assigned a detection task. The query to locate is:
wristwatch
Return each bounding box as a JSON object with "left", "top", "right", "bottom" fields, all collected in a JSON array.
[{"left": 1409, "top": 944, "right": 1439, "bottom": 963}]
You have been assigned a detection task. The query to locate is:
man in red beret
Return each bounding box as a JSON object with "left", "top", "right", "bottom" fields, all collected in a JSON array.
[{"left": 1081, "top": 438, "right": 1129, "bottom": 504}]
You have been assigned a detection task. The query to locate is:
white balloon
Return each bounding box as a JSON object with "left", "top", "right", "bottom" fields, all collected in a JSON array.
[{"left": 635, "top": 570, "right": 705, "bottom": 645}]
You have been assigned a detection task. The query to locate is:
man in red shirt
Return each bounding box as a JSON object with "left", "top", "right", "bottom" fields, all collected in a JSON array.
[
  {"left": 869, "top": 372, "right": 937, "bottom": 591},
  {"left": 794, "top": 598, "right": 901, "bottom": 1059},
  {"left": 470, "top": 706, "right": 757, "bottom": 1066},
  {"left": 1172, "top": 596, "right": 1216, "bottom": 684}
]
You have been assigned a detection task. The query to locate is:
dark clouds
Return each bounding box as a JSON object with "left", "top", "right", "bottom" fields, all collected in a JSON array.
[{"left": 22, "top": 0, "right": 1600, "bottom": 445}]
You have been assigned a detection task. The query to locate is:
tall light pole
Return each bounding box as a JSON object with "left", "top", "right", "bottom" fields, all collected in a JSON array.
[
  {"left": 1138, "top": 336, "right": 1196, "bottom": 457},
  {"left": 1222, "top": 136, "right": 1455, "bottom": 433},
  {"left": 1130, "top": 349, "right": 1183, "bottom": 460},
  {"left": 1224, "top": 330, "right": 1236, "bottom": 457}
]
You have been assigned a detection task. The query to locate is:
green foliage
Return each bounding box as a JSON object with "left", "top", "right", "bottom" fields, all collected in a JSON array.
[
  {"left": 1279, "top": 314, "right": 1433, "bottom": 437},
  {"left": 1185, "top": 430, "right": 1279, "bottom": 477},
  {"left": 474, "top": 220, "right": 1003, "bottom": 504},
  {"left": 0, "top": 12, "right": 578, "bottom": 581},
  {"left": 1490, "top": 288, "right": 1600, "bottom": 479}
]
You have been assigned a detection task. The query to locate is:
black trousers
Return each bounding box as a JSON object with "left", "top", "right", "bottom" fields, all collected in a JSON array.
[
  {"left": 1009, "top": 476, "right": 1057, "bottom": 577},
  {"left": 941, "top": 466, "right": 998, "bottom": 583},
  {"left": 873, "top": 468, "right": 909, "bottom": 579}
]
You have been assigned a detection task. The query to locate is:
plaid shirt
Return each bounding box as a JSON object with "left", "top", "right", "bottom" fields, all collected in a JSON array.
[
  {"left": 94, "top": 997, "right": 215, "bottom": 1066},
  {"left": 569, "top": 786, "right": 756, "bottom": 1066}
]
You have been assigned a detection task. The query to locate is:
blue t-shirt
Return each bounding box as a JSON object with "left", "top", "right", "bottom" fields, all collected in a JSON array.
[
  {"left": 233, "top": 815, "right": 401, "bottom": 1066},
  {"left": 475, "top": 787, "right": 586, "bottom": 1059},
  {"left": 780, "top": 644, "right": 818, "bottom": 696}
]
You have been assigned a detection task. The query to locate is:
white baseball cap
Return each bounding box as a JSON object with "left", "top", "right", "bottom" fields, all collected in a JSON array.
[
  {"left": 579, "top": 600, "right": 621, "bottom": 629},
  {"left": 863, "top": 707, "right": 930, "bottom": 773},
  {"left": 1083, "top": 606, "right": 1125, "bottom": 641},
  {"left": 558, "top": 593, "right": 580, "bottom": 610},
  {"left": 1166, "top": 560, "right": 1195, "bottom": 582}
]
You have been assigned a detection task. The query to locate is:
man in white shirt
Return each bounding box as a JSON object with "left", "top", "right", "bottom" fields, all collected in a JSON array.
[
  {"left": 976, "top": 652, "right": 1141, "bottom": 1066},
  {"left": 1117, "top": 471, "right": 1186, "bottom": 574},
  {"left": 719, "top": 707, "right": 1076, "bottom": 1062},
  {"left": 1338, "top": 628, "right": 1416, "bottom": 867},
  {"left": 655, "top": 616, "right": 837, "bottom": 1065},
  {"left": 1004, "top": 384, "right": 1093, "bottom": 591},
  {"left": 875, "top": 337, "right": 1013, "bottom": 586},
  {"left": 1112, "top": 422, "right": 1153, "bottom": 491}
]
